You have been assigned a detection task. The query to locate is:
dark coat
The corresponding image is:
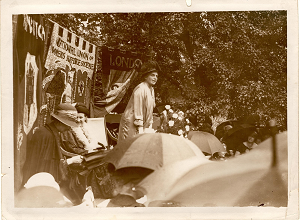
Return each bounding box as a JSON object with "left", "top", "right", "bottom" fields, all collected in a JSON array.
[{"left": 22, "top": 122, "right": 86, "bottom": 205}]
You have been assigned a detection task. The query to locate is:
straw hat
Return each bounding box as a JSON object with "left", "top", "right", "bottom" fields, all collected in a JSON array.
[{"left": 51, "top": 103, "right": 79, "bottom": 127}]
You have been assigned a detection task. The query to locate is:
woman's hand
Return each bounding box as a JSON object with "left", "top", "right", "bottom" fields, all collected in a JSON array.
[{"left": 66, "top": 155, "right": 83, "bottom": 165}]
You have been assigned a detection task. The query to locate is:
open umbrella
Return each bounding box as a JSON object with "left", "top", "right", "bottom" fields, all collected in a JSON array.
[
  {"left": 104, "top": 133, "right": 205, "bottom": 171},
  {"left": 146, "top": 131, "right": 287, "bottom": 207},
  {"left": 136, "top": 156, "right": 211, "bottom": 206},
  {"left": 226, "top": 123, "right": 257, "bottom": 138},
  {"left": 187, "top": 131, "right": 226, "bottom": 155},
  {"left": 215, "top": 120, "right": 239, "bottom": 140},
  {"left": 222, "top": 123, "right": 258, "bottom": 153}
]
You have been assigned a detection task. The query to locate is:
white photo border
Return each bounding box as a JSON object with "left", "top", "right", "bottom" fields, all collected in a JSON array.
[{"left": 1, "top": 0, "right": 298, "bottom": 219}]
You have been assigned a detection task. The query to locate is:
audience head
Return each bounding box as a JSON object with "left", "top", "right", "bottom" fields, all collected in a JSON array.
[
  {"left": 109, "top": 166, "right": 153, "bottom": 199},
  {"left": 15, "top": 172, "right": 70, "bottom": 208},
  {"left": 247, "top": 131, "right": 258, "bottom": 143},
  {"left": 75, "top": 103, "right": 90, "bottom": 123}
]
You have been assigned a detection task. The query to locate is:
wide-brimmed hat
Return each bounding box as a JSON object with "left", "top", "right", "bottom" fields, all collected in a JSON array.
[
  {"left": 51, "top": 103, "right": 78, "bottom": 127},
  {"left": 140, "top": 60, "right": 161, "bottom": 78}
]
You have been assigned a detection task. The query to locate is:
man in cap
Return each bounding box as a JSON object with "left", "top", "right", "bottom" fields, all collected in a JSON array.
[{"left": 22, "top": 103, "right": 85, "bottom": 205}]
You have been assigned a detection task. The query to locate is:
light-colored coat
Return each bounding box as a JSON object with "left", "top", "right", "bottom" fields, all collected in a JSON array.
[{"left": 118, "top": 82, "right": 155, "bottom": 142}]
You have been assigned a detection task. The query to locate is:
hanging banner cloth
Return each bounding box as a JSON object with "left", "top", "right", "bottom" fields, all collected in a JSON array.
[
  {"left": 13, "top": 14, "right": 49, "bottom": 192},
  {"left": 93, "top": 46, "right": 141, "bottom": 117},
  {"left": 44, "top": 21, "right": 97, "bottom": 110}
]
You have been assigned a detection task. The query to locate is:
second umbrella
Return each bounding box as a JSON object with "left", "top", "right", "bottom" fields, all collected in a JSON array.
[
  {"left": 187, "top": 131, "right": 226, "bottom": 155},
  {"left": 104, "top": 133, "right": 205, "bottom": 171}
]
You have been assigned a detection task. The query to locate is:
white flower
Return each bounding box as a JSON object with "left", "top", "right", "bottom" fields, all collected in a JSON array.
[
  {"left": 178, "top": 116, "right": 183, "bottom": 121},
  {"left": 186, "top": 118, "right": 190, "bottom": 124},
  {"left": 168, "top": 120, "right": 174, "bottom": 127},
  {"left": 172, "top": 113, "right": 178, "bottom": 119},
  {"left": 178, "top": 129, "right": 183, "bottom": 135},
  {"left": 185, "top": 125, "right": 190, "bottom": 131},
  {"left": 165, "top": 105, "right": 171, "bottom": 110},
  {"left": 178, "top": 111, "right": 184, "bottom": 116},
  {"left": 169, "top": 109, "right": 174, "bottom": 113}
]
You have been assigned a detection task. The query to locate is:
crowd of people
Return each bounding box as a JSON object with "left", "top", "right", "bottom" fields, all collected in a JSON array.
[
  {"left": 16, "top": 59, "right": 269, "bottom": 208},
  {"left": 16, "top": 60, "right": 162, "bottom": 208}
]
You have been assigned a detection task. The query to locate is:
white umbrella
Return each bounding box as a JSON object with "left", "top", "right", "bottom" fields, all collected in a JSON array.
[
  {"left": 137, "top": 132, "right": 288, "bottom": 207},
  {"left": 136, "top": 156, "right": 211, "bottom": 206}
]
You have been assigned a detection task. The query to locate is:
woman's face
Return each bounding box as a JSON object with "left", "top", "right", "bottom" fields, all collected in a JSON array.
[
  {"left": 145, "top": 72, "right": 158, "bottom": 86},
  {"left": 77, "top": 113, "right": 87, "bottom": 124},
  {"left": 248, "top": 136, "right": 255, "bottom": 143}
]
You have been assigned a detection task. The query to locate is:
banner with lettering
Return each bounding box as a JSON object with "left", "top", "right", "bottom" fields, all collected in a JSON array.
[
  {"left": 44, "top": 22, "right": 96, "bottom": 111},
  {"left": 93, "top": 46, "right": 141, "bottom": 117},
  {"left": 13, "top": 14, "right": 49, "bottom": 192}
]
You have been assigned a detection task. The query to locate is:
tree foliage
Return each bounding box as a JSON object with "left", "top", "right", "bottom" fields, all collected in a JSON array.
[{"left": 44, "top": 11, "right": 287, "bottom": 129}]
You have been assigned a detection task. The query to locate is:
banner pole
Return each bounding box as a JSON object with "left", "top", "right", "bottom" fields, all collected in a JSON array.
[{"left": 90, "top": 46, "right": 100, "bottom": 118}]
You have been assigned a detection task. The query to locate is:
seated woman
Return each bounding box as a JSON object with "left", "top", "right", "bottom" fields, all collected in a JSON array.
[
  {"left": 22, "top": 103, "right": 86, "bottom": 205},
  {"left": 60, "top": 103, "right": 100, "bottom": 154}
]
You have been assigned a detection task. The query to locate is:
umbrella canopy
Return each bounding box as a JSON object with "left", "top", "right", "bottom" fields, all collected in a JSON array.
[
  {"left": 226, "top": 123, "right": 257, "bottom": 138},
  {"left": 148, "top": 131, "right": 287, "bottom": 207},
  {"left": 215, "top": 120, "right": 239, "bottom": 140},
  {"left": 104, "top": 133, "right": 205, "bottom": 171},
  {"left": 222, "top": 123, "right": 258, "bottom": 153},
  {"left": 187, "top": 131, "right": 226, "bottom": 155},
  {"left": 136, "top": 156, "right": 211, "bottom": 206}
]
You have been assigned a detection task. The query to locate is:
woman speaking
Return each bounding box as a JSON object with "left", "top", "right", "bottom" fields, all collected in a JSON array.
[{"left": 118, "top": 60, "right": 160, "bottom": 143}]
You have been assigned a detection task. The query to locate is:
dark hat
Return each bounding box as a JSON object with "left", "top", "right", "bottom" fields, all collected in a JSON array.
[
  {"left": 107, "top": 194, "right": 145, "bottom": 207},
  {"left": 111, "top": 167, "right": 153, "bottom": 185},
  {"left": 75, "top": 102, "right": 90, "bottom": 117},
  {"left": 140, "top": 60, "right": 161, "bottom": 78},
  {"left": 51, "top": 103, "right": 79, "bottom": 127}
]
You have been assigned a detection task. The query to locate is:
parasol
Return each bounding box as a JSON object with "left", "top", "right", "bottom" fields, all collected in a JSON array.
[
  {"left": 187, "top": 131, "right": 226, "bottom": 155},
  {"left": 215, "top": 120, "right": 239, "bottom": 140},
  {"left": 136, "top": 156, "right": 211, "bottom": 206},
  {"left": 147, "top": 131, "right": 288, "bottom": 207},
  {"left": 104, "top": 133, "right": 205, "bottom": 171}
]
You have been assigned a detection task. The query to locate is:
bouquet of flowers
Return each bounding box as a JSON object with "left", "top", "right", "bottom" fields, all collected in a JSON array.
[{"left": 156, "top": 105, "right": 194, "bottom": 137}]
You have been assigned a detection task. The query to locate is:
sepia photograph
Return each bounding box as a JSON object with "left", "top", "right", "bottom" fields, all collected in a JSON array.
[{"left": 1, "top": 0, "right": 299, "bottom": 219}]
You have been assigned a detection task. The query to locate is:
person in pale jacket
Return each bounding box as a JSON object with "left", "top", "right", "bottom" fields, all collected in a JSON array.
[{"left": 118, "top": 60, "right": 160, "bottom": 142}]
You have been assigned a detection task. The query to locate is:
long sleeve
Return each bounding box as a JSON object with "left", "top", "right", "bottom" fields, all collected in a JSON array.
[
  {"left": 60, "top": 129, "right": 87, "bottom": 155},
  {"left": 133, "top": 87, "right": 144, "bottom": 127},
  {"left": 118, "top": 82, "right": 155, "bottom": 142}
]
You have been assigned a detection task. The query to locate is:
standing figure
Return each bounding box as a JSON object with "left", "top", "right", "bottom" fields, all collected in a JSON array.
[{"left": 118, "top": 61, "right": 159, "bottom": 142}]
